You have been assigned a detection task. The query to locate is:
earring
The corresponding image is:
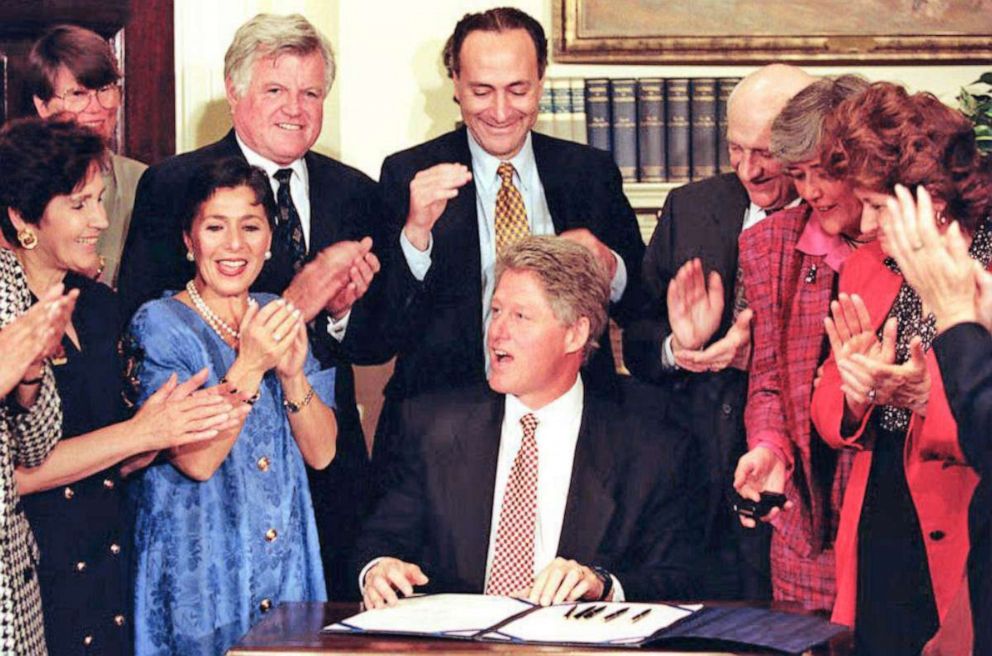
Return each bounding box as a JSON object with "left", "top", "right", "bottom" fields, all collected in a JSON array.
[
  {"left": 264, "top": 250, "right": 272, "bottom": 261},
  {"left": 17, "top": 228, "right": 38, "bottom": 250},
  {"left": 937, "top": 211, "right": 949, "bottom": 226},
  {"left": 186, "top": 251, "right": 195, "bottom": 262}
]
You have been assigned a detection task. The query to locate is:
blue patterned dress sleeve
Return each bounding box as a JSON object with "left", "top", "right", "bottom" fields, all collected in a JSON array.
[{"left": 126, "top": 295, "right": 329, "bottom": 656}]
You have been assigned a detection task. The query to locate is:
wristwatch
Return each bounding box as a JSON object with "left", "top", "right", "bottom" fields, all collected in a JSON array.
[{"left": 590, "top": 565, "right": 613, "bottom": 601}]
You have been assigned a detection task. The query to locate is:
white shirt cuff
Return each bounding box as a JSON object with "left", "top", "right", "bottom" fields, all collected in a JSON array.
[
  {"left": 609, "top": 250, "right": 627, "bottom": 303},
  {"left": 610, "top": 575, "right": 625, "bottom": 602},
  {"left": 359, "top": 557, "right": 384, "bottom": 594},
  {"left": 661, "top": 334, "right": 679, "bottom": 370},
  {"left": 326, "top": 309, "right": 351, "bottom": 342},
  {"left": 400, "top": 230, "right": 433, "bottom": 281}
]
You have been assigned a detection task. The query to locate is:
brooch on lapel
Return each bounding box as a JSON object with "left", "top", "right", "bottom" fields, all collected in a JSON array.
[{"left": 804, "top": 264, "right": 818, "bottom": 284}]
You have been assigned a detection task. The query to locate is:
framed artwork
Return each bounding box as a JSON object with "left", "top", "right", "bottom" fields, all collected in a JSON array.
[{"left": 553, "top": 0, "right": 992, "bottom": 63}]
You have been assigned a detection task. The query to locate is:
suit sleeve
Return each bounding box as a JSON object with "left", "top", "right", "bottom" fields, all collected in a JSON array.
[
  {"left": 350, "top": 398, "right": 429, "bottom": 584},
  {"left": 739, "top": 227, "right": 793, "bottom": 467},
  {"left": 314, "top": 175, "right": 396, "bottom": 366},
  {"left": 605, "top": 421, "right": 699, "bottom": 601},
  {"left": 372, "top": 155, "right": 434, "bottom": 355},
  {"left": 622, "top": 193, "right": 677, "bottom": 384},
  {"left": 592, "top": 152, "right": 646, "bottom": 327},
  {"left": 935, "top": 322, "right": 992, "bottom": 478},
  {"left": 118, "top": 166, "right": 192, "bottom": 319}
]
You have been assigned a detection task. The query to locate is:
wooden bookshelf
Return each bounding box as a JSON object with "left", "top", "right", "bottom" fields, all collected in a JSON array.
[{"left": 623, "top": 181, "right": 677, "bottom": 243}]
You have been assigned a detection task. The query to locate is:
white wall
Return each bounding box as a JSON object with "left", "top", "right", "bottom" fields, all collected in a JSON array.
[{"left": 176, "top": 0, "right": 990, "bottom": 179}]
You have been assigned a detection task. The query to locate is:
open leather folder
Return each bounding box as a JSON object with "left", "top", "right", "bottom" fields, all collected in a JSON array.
[{"left": 323, "top": 594, "right": 847, "bottom": 654}]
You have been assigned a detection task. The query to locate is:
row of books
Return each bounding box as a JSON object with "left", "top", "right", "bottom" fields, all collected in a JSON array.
[{"left": 535, "top": 77, "right": 741, "bottom": 183}]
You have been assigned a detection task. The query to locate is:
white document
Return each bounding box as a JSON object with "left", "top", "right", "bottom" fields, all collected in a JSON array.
[
  {"left": 325, "top": 594, "right": 533, "bottom": 638},
  {"left": 485, "top": 602, "right": 702, "bottom": 645}
]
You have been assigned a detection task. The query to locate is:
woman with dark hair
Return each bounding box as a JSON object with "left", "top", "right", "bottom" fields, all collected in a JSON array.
[
  {"left": 0, "top": 117, "right": 239, "bottom": 656},
  {"left": 126, "top": 157, "right": 337, "bottom": 655},
  {"left": 810, "top": 81, "right": 992, "bottom": 654},
  {"left": 28, "top": 24, "right": 147, "bottom": 288},
  {"left": 733, "top": 74, "right": 869, "bottom": 613}
]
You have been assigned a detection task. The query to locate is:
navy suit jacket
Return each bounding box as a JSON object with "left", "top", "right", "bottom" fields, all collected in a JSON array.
[
  {"left": 118, "top": 130, "right": 385, "bottom": 599},
  {"left": 353, "top": 383, "right": 697, "bottom": 602}
]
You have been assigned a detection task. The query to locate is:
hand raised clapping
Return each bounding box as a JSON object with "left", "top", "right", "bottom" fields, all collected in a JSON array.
[
  {"left": 881, "top": 183, "right": 992, "bottom": 334},
  {"left": 129, "top": 368, "right": 248, "bottom": 454},
  {"left": 825, "top": 292, "right": 930, "bottom": 420},
  {"left": 404, "top": 163, "right": 473, "bottom": 250},
  {"left": 236, "top": 298, "right": 304, "bottom": 376},
  {"left": 667, "top": 258, "right": 725, "bottom": 353},
  {"left": 0, "top": 283, "right": 78, "bottom": 397}
]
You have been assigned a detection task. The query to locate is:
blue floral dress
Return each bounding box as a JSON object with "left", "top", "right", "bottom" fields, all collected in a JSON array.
[{"left": 126, "top": 294, "right": 330, "bottom": 655}]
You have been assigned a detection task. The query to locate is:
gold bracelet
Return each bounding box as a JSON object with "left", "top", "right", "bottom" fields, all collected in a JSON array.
[{"left": 283, "top": 385, "right": 315, "bottom": 414}]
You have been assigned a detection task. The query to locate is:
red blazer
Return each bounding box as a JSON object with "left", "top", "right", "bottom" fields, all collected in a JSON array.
[{"left": 810, "top": 239, "right": 978, "bottom": 627}]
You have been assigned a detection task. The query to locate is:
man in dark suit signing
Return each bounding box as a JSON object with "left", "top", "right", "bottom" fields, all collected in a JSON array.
[
  {"left": 373, "top": 7, "right": 645, "bottom": 489},
  {"left": 623, "top": 65, "right": 814, "bottom": 601},
  {"left": 117, "top": 13, "right": 386, "bottom": 599},
  {"left": 355, "top": 237, "right": 694, "bottom": 608}
]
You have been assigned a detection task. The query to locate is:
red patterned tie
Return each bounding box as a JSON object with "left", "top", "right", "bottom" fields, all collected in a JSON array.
[{"left": 485, "top": 413, "right": 540, "bottom": 596}]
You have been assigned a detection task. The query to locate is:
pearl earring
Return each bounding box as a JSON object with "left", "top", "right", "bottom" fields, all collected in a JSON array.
[
  {"left": 186, "top": 251, "right": 195, "bottom": 262},
  {"left": 264, "top": 250, "right": 272, "bottom": 261}
]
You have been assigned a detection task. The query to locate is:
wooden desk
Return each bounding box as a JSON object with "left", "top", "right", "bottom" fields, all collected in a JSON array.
[{"left": 228, "top": 603, "right": 854, "bottom": 655}]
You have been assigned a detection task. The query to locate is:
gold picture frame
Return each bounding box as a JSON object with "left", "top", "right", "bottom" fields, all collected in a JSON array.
[{"left": 554, "top": 0, "right": 992, "bottom": 64}]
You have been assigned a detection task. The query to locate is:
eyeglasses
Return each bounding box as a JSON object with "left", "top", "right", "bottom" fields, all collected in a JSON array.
[{"left": 53, "top": 84, "right": 121, "bottom": 112}]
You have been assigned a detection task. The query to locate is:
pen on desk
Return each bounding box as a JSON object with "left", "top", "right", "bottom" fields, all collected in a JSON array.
[
  {"left": 630, "top": 608, "right": 652, "bottom": 623},
  {"left": 573, "top": 605, "right": 594, "bottom": 619},
  {"left": 602, "top": 607, "right": 629, "bottom": 622},
  {"left": 564, "top": 604, "right": 579, "bottom": 619},
  {"left": 584, "top": 605, "right": 608, "bottom": 619}
]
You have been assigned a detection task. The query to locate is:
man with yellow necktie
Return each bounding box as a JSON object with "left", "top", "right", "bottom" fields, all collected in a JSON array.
[{"left": 374, "top": 8, "right": 645, "bottom": 495}]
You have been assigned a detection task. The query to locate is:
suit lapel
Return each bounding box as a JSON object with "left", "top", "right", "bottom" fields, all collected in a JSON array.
[
  {"left": 532, "top": 133, "right": 568, "bottom": 233},
  {"left": 304, "top": 151, "right": 335, "bottom": 255},
  {"left": 557, "top": 397, "right": 616, "bottom": 563},
  {"left": 446, "top": 392, "right": 504, "bottom": 588}
]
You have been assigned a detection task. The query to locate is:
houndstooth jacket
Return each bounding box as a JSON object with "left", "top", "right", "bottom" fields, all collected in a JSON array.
[{"left": 0, "top": 248, "right": 61, "bottom": 655}]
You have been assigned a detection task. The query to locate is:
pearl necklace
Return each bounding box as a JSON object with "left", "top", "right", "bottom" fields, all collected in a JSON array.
[{"left": 186, "top": 280, "right": 240, "bottom": 341}]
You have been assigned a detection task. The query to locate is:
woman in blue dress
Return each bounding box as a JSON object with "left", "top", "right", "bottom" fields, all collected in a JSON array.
[{"left": 127, "top": 158, "right": 337, "bottom": 655}]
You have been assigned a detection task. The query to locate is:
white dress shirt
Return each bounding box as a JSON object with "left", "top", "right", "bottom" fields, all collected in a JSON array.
[
  {"left": 399, "top": 130, "right": 627, "bottom": 371},
  {"left": 235, "top": 134, "right": 349, "bottom": 339}
]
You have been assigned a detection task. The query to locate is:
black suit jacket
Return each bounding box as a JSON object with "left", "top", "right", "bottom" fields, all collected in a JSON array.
[
  {"left": 117, "top": 130, "right": 385, "bottom": 599},
  {"left": 622, "top": 173, "right": 770, "bottom": 599},
  {"left": 353, "top": 384, "right": 697, "bottom": 601},
  {"left": 934, "top": 322, "right": 992, "bottom": 656},
  {"left": 376, "top": 127, "right": 645, "bottom": 404}
]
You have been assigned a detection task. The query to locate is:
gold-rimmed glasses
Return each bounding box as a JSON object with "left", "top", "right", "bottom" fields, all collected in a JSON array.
[{"left": 53, "top": 84, "right": 121, "bottom": 112}]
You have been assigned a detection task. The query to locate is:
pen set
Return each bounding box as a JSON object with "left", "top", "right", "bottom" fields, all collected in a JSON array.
[{"left": 564, "top": 605, "right": 652, "bottom": 623}]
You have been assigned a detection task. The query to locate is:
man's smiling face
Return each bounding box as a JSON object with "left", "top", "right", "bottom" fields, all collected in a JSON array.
[{"left": 227, "top": 50, "right": 326, "bottom": 165}]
